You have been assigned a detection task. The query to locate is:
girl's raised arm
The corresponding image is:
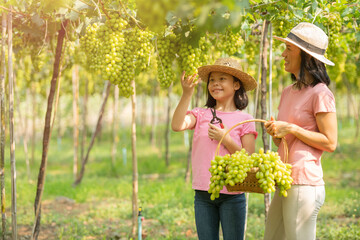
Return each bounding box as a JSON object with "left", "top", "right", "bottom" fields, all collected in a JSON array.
[{"left": 171, "top": 72, "right": 198, "bottom": 131}]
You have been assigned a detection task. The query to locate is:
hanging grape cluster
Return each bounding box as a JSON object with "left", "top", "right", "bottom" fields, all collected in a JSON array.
[
  {"left": 209, "top": 148, "right": 293, "bottom": 200},
  {"left": 155, "top": 33, "right": 178, "bottom": 88},
  {"left": 244, "top": 35, "right": 259, "bottom": 66},
  {"left": 134, "top": 29, "right": 155, "bottom": 71},
  {"left": 80, "top": 12, "right": 158, "bottom": 97},
  {"left": 216, "top": 28, "right": 244, "bottom": 56},
  {"left": 80, "top": 23, "right": 102, "bottom": 72},
  {"left": 177, "top": 41, "right": 202, "bottom": 78},
  {"left": 322, "top": 12, "right": 342, "bottom": 58}
]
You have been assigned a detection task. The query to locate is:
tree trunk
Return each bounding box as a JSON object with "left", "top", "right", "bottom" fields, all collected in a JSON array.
[
  {"left": 8, "top": 9, "right": 17, "bottom": 239},
  {"left": 150, "top": 80, "right": 156, "bottom": 147},
  {"left": 32, "top": 19, "right": 68, "bottom": 240},
  {"left": 164, "top": 84, "right": 172, "bottom": 167},
  {"left": 72, "top": 65, "right": 79, "bottom": 179},
  {"left": 80, "top": 77, "right": 88, "bottom": 163},
  {"left": 0, "top": 12, "right": 6, "bottom": 240},
  {"left": 74, "top": 81, "right": 111, "bottom": 186},
  {"left": 130, "top": 80, "right": 138, "bottom": 237},
  {"left": 260, "top": 20, "right": 271, "bottom": 221},
  {"left": 111, "top": 85, "right": 119, "bottom": 170}
]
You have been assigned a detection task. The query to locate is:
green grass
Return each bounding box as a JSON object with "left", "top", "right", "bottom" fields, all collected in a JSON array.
[{"left": 1, "top": 119, "right": 360, "bottom": 239}]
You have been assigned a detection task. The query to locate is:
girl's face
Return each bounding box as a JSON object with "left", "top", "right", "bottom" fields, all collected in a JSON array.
[
  {"left": 281, "top": 42, "right": 302, "bottom": 77},
  {"left": 208, "top": 72, "right": 240, "bottom": 101}
]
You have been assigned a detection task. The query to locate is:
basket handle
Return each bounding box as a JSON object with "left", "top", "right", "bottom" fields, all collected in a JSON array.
[{"left": 214, "top": 119, "right": 289, "bottom": 163}]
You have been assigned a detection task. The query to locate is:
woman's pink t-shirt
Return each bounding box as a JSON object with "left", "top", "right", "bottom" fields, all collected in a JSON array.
[
  {"left": 277, "top": 83, "right": 336, "bottom": 186},
  {"left": 188, "top": 108, "right": 257, "bottom": 194}
]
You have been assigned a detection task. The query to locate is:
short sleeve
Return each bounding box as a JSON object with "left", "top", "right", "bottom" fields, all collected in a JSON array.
[
  {"left": 313, "top": 88, "right": 336, "bottom": 115},
  {"left": 186, "top": 107, "right": 203, "bottom": 130},
  {"left": 187, "top": 107, "right": 201, "bottom": 119},
  {"left": 240, "top": 116, "right": 258, "bottom": 139}
]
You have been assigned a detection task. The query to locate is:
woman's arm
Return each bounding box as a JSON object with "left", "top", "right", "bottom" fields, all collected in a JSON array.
[
  {"left": 208, "top": 123, "right": 256, "bottom": 154},
  {"left": 171, "top": 72, "right": 198, "bottom": 131},
  {"left": 265, "top": 112, "right": 337, "bottom": 152}
]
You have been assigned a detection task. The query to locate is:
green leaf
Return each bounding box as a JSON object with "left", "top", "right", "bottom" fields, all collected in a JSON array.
[
  {"left": 67, "top": 11, "right": 80, "bottom": 21},
  {"left": 73, "top": 0, "right": 90, "bottom": 11}
]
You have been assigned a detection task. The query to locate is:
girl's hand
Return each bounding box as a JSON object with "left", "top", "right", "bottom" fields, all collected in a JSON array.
[
  {"left": 208, "top": 123, "right": 228, "bottom": 142},
  {"left": 181, "top": 71, "right": 198, "bottom": 96}
]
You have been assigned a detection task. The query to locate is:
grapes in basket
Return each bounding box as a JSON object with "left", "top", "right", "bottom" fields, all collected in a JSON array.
[{"left": 208, "top": 148, "right": 293, "bottom": 200}]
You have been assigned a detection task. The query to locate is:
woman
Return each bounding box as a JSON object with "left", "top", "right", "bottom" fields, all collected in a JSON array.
[{"left": 264, "top": 22, "right": 337, "bottom": 240}]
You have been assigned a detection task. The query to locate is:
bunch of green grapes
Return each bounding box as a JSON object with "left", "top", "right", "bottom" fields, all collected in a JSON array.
[
  {"left": 156, "top": 33, "right": 178, "bottom": 88},
  {"left": 216, "top": 28, "right": 244, "bottom": 56},
  {"left": 134, "top": 29, "right": 155, "bottom": 71},
  {"left": 199, "top": 35, "right": 214, "bottom": 66},
  {"left": 272, "top": 16, "right": 296, "bottom": 48},
  {"left": 253, "top": 148, "right": 293, "bottom": 197},
  {"left": 208, "top": 154, "right": 230, "bottom": 200},
  {"left": 209, "top": 148, "right": 293, "bottom": 200},
  {"left": 30, "top": 49, "right": 46, "bottom": 72},
  {"left": 177, "top": 41, "right": 202, "bottom": 79},
  {"left": 80, "top": 23, "right": 102, "bottom": 72},
  {"left": 96, "top": 15, "right": 138, "bottom": 97},
  {"left": 244, "top": 36, "right": 258, "bottom": 66},
  {"left": 322, "top": 12, "right": 342, "bottom": 58},
  {"left": 209, "top": 149, "right": 254, "bottom": 200}
]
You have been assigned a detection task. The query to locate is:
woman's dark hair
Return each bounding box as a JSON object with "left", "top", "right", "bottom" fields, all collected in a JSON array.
[
  {"left": 291, "top": 50, "right": 331, "bottom": 87},
  {"left": 205, "top": 75, "right": 248, "bottom": 110}
]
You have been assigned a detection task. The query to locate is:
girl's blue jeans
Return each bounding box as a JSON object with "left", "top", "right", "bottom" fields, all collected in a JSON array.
[{"left": 194, "top": 190, "right": 246, "bottom": 240}]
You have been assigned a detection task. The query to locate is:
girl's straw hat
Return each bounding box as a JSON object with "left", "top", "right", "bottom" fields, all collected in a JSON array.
[
  {"left": 198, "top": 58, "right": 257, "bottom": 91},
  {"left": 274, "top": 22, "right": 335, "bottom": 66}
]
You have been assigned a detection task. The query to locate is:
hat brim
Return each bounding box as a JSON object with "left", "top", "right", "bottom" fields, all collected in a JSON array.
[
  {"left": 198, "top": 65, "right": 257, "bottom": 91},
  {"left": 273, "top": 36, "right": 335, "bottom": 66}
]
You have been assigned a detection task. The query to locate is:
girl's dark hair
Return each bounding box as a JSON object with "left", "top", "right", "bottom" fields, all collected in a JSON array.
[
  {"left": 205, "top": 75, "right": 248, "bottom": 110},
  {"left": 291, "top": 50, "right": 331, "bottom": 87}
]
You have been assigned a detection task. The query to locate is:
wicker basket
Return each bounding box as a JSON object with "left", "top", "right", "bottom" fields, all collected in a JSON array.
[{"left": 214, "top": 119, "right": 288, "bottom": 194}]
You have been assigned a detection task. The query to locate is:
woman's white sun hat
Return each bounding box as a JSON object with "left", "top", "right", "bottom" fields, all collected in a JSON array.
[
  {"left": 274, "top": 22, "right": 335, "bottom": 66},
  {"left": 198, "top": 57, "right": 257, "bottom": 91}
]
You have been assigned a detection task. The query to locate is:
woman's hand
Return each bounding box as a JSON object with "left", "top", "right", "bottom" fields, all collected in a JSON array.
[
  {"left": 265, "top": 116, "right": 293, "bottom": 138},
  {"left": 181, "top": 71, "right": 198, "bottom": 96}
]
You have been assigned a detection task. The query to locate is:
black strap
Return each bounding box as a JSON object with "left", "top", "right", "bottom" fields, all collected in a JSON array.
[{"left": 287, "top": 32, "right": 326, "bottom": 55}]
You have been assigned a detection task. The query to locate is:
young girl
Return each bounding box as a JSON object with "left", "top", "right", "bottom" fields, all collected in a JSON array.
[{"left": 171, "top": 57, "right": 258, "bottom": 240}]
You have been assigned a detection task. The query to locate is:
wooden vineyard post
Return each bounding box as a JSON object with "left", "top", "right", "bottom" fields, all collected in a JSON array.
[
  {"left": 260, "top": 20, "right": 271, "bottom": 221},
  {"left": 8, "top": 7, "right": 17, "bottom": 239},
  {"left": 0, "top": 12, "right": 6, "bottom": 240},
  {"left": 130, "top": 79, "right": 139, "bottom": 237},
  {"left": 72, "top": 65, "right": 79, "bottom": 179}
]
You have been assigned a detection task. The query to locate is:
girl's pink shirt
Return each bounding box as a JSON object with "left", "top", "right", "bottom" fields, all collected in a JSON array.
[
  {"left": 277, "top": 83, "right": 336, "bottom": 185},
  {"left": 188, "top": 108, "right": 257, "bottom": 194}
]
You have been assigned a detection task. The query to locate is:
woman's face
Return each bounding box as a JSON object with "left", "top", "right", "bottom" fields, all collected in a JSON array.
[
  {"left": 281, "top": 42, "right": 301, "bottom": 77},
  {"left": 208, "top": 72, "right": 239, "bottom": 101}
]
